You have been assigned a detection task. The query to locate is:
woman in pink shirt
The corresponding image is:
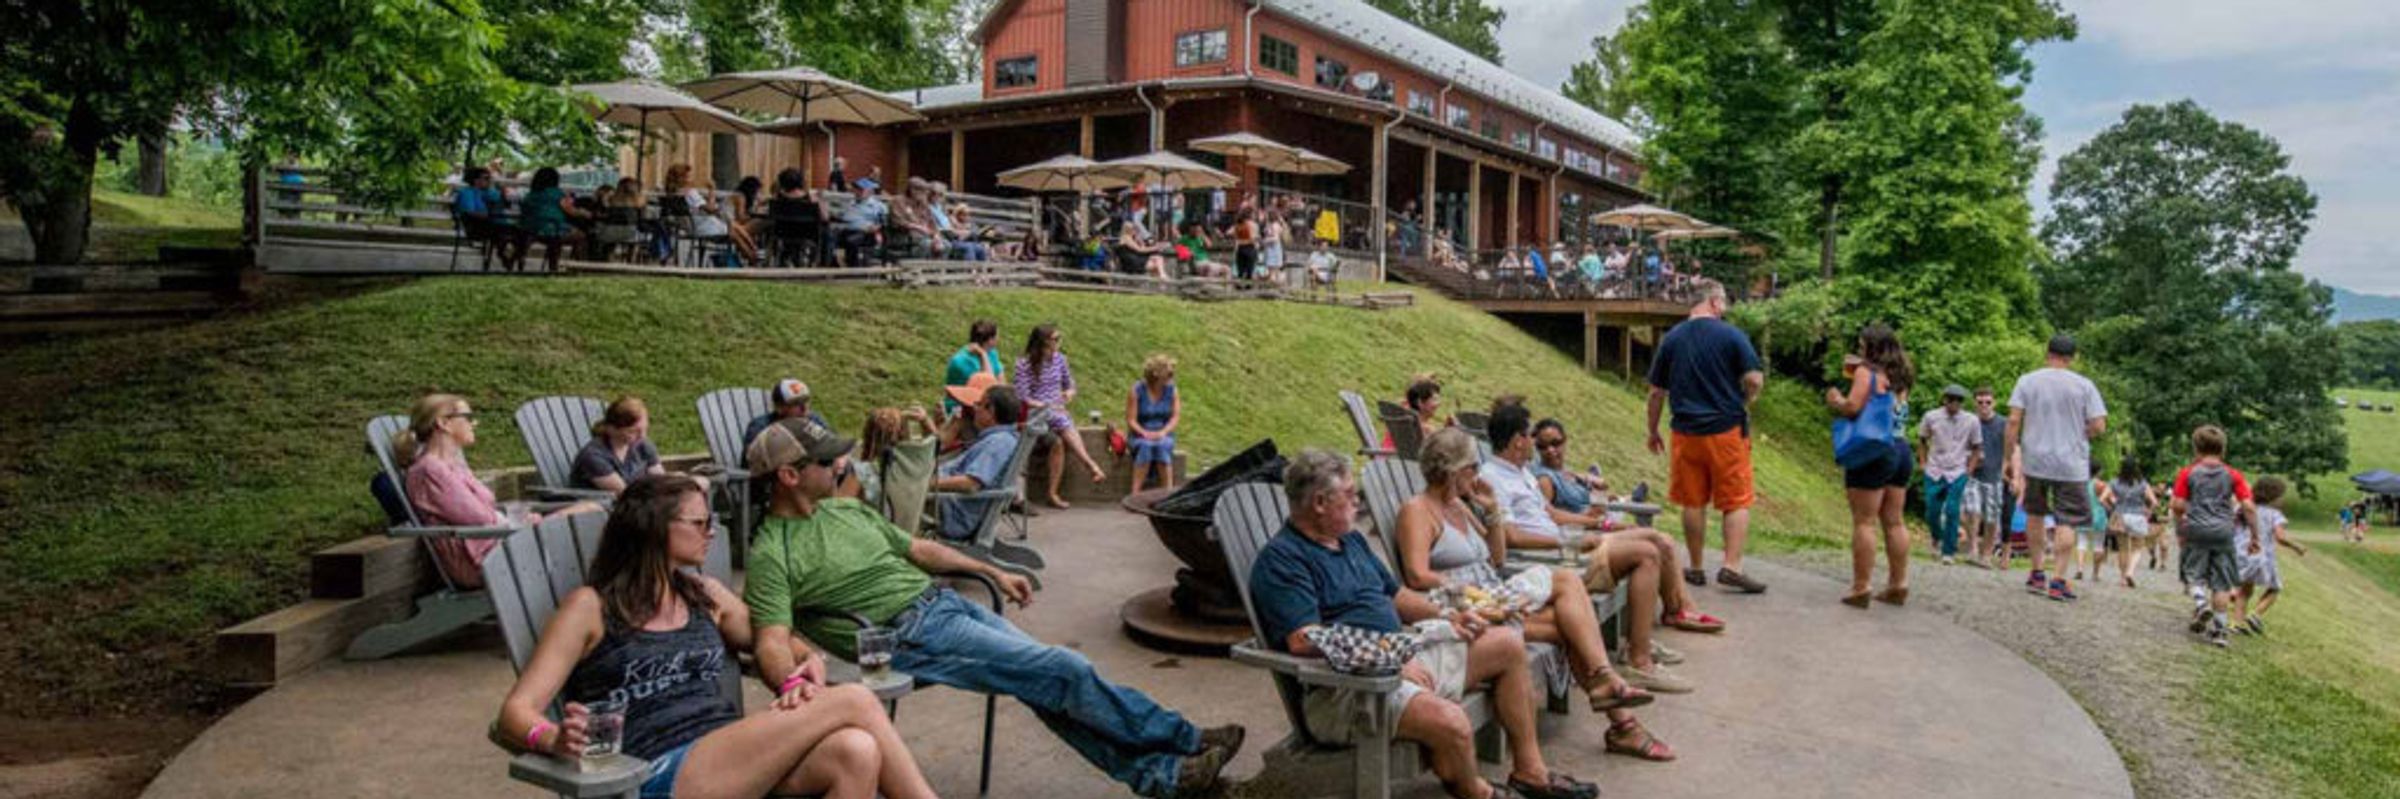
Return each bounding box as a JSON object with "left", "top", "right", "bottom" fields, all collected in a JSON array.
[{"left": 390, "top": 394, "right": 605, "bottom": 588}]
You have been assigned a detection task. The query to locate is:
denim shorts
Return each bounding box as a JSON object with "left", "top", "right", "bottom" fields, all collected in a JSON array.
[{"left": 641, "top": 741, "right": 698, "bottom": 799}]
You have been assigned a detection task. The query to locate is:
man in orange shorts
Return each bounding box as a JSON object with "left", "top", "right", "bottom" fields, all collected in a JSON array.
[{"left": 1644, "top": 281, "right": 1769, "bottom": 593}]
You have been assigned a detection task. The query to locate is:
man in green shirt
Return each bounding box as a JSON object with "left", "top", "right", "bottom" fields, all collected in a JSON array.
[{"left": 741, "top": 417, "right": 1242, "bottom": 797}]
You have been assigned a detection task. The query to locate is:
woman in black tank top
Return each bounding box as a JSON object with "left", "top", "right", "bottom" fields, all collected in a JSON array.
[{"left": 495, "top": 475, "right": 937, "bottom": 799}]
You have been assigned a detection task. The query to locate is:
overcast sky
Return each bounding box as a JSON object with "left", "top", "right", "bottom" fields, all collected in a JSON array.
[{"left": 1490, "top": 0, "right": 2399, "bottom": 294}]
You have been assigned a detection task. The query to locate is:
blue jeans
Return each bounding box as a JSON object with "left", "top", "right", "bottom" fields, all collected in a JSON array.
[
  {"left": 892, "top": 590, "right": 1200, "bottom": 798},
  {"left": 1923, "top": 474, "right": 1968, "bottom": 556}
]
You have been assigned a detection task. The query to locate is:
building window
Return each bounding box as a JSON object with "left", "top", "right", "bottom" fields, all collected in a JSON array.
[
  {"left": 1537, "top": 137, "right": 1557, "bottom": 160},
  {"left": 1314, "top": 55, "right": 1350, "bottom": 90},
  {"left": 995, "top": 56, "right": 1038, "bottom": 89},
  {"left": 1446, "top": 104, "right": 1471, "bottom": 129},
  {"left": 1176, "top": 29, "right": 1229, "bottom": 67},
  {"left": 1480, "top": 118, "right": 1502, "bottom": 140},
  {"left": 1408, "top": 90, "right": 1434, "bottom": 116},
  {"left": 1512, "top": 130, "right": 1533, "bottom": 151},
  {"left": 1259, "top": 35, "right": 1298, "bottom": 75}
]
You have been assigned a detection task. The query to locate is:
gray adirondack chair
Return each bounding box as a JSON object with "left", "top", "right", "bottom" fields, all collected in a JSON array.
[
  {"left": 696, "top": 387, "right": 770, "bottom": 547},
  {"left": 1377, "top": 407, "right": 1426, "bottom": 462},
  {"left": 484, "top": 510, "right": 738, "bottom": 798},
  {"left": 347, "top": 415, "right": 519, "bottom": 660},
  {"left": 1214, "top": 483, "right": 1504, "bottom": 799},
  {"left": 1338, "top": 390, "right": 1395, "bottom": 459},
  {"left": 515, "top": 396, "right": 618, "bottom": 502},
  {"left": 932, "top": 430, "right": 1044, "bottom": 587},
  {"left": 1354, "top": 458, "right": 1575, "bottom": 714}
]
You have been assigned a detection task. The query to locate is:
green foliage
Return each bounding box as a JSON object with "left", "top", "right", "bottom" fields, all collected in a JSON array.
[
  {"left": 93, "top": 134, "right": 245, "bottom": 210},
  {"left": 1367, "top": 0, "right": 1508, "bottom": 64},
  {"left": 1610, "top": 0, "right": 1801, "bottom": 237},
  {"left": 774, "top": 0, "right": 977, "bottom": 89},
  {"left": 2040, "top": 100, "right": 2343, "bottom": 486},
  {"left": 1561, "top": 30, "right": 1637, "bottom": 122},
  {"left": 2337, "top": 321, "right": 2400, "bottom": 390}
]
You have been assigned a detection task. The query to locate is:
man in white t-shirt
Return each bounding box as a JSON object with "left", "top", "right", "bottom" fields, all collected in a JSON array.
[
  {"left": 2005, "top": 334, "right": 2108, "bottom": 602},
  {"left": 1478, "top": 403, "right": 1725, "bottom": 635}
]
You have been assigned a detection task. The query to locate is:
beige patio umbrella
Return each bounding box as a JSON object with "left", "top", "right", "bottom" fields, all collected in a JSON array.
[
  {"left": 1092, "top": 151, "right": 1240, "bottom": 190},
  {"left": 1278, "top": 147, "right": 1352, "bottom": 176},
  {"left": 996, "top": 154, "right": 1129, "bottom": 193},
  {"left": 683, "top": 67, "right": 922, "bottom": 183},
  {"left": 1653, "top": 224, "right": 1742, "bottom": 241},
  {"left": 1589, "top": 203, "right": 1706, "bottom": 232},
  {"left": 571, "top": 79, "right": 757, "bottom": 182}
]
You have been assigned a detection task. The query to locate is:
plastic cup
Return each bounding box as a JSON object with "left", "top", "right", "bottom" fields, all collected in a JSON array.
[
  {"left": 582, "top": 699, "right": 625, "bottom": 759},
  {"left": 855, "top": 628, "right": 901, "bottom": 689}
]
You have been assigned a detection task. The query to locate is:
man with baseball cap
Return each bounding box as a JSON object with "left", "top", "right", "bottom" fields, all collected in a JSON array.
[
  {"left": 1917, "top": 384, "right": 1983, "bottom": 564},
  {"left": 741, "top": 416, "right": 1244, "bottom": 797},
  {"left": 932, "top": 372, "right": 1020, "bottom": 541},
  {"left": 836, "top": 177, "right": 888, "bottom": 267},
  {"left": 742, "top": 378, "right": 832, "bottom": 452}
]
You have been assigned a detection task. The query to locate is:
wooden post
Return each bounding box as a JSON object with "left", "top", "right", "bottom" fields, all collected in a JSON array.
[
  {"left": 1080, "top": 115, "right": 1095, "bottom": 158},
  {"left": 1506, "top": 171, "right": 1521, "bottom": 249},
  {"left": 1620, "top": 326, "right": 1634, "bottom": 382},
  {"left": 1421, "top": 146, "right": 1437, "bottom": 245},
  {"left": 1371, "top": 119, "right": 1390, "bottom": 282},
  {"left": 1546, "top": 173, "right": 1559, "bottom": 243},
  {"left": 1583, "top": 311, "right": 1600, "bottom": 373},
  {"left": 897, "top": 137, "right": 912, "bottom": 185},
  {"left": 949, "top": 130, "right": 965, "bottom": 191},
  {"left": 1466, "top": 161, "right": 1481, "bottom": 253}
]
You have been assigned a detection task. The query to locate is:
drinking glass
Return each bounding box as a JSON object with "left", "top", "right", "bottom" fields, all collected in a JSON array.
[
  {"left": 582, "top": 699, "right": 625, "bottom": 760},
  {"left": 855, "top": 627, "right": 900, "bottom": 689},
  {"left": 1559, "top": 525, "right": 1587, "bottom": 568},
  {"left": 499, "top": 500, "right": 535, "bottom": 527}
]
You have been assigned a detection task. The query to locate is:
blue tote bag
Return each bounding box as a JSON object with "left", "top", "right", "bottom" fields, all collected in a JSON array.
[{"left": 1832, "top": 371, "right": 1897, "bottom": 469}]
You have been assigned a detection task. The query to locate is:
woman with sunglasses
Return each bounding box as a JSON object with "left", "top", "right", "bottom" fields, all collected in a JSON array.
[
  {"left": 495, "top": 475, "right": 939, "bottom": 799},
  {"left": 394, "top": 393, "right": 602, "bottom": 588}
]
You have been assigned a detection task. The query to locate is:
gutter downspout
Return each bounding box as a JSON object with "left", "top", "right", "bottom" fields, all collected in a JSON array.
[
  {"left": 1374, "top": 105, "right": 1405, "bottom": 284},
  {"left": 1244, "top": 0, "right": 1264, "bottom": 78},
  {"left": 1135, "top": 82, "right": 1163, "bottom": 151}
]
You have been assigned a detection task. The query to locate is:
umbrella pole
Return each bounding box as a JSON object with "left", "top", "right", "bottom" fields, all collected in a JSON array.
[{"left": 635, "top": 108, "right": 651, "bottom": 191}]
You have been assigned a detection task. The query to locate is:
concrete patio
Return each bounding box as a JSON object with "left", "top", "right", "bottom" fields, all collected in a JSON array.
[{"left": 143, "top": 507, "right": 2134, "bottom": 799}]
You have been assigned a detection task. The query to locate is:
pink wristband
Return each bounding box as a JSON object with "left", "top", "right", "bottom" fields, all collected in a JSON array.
[
  {"left": 778, "top": 671, "right": 811, "bottom": 697},
  {"left": 527, "top": 721, "right": 554, "bottom": 752}
]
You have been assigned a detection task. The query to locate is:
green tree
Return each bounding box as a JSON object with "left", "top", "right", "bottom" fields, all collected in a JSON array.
[
  {"left": 1367, "top": 0, "right": 1508, "bottom": 64},
  {"left": 2041, "top": 100, "right": 2343, "bottom": 483},
  {"left": 1609, "top": 0, "right": 1801, "bottom": 240},
  {"left": 1775, "top": 0, "right": 1881, "bottom": 281},
  {"left": 1562, "top": 27, "right": 1640, "bottom": 124},
  {"left": 2339, "top": 320, "right": 2400, "bottom": 390},
  {"left": 1, "top": 0, "right": 608, "bottom": 264}
]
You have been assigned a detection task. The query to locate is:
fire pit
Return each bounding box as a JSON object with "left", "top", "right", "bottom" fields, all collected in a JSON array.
[{"left": 1117, "top": 441, "right": 1285, "bottom": 654}]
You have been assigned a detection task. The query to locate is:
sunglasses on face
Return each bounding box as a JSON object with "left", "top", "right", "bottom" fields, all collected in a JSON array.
[
  {"left": 1537, "top": 438, "right": 1565, "bottom": 449},
  {"left": 445, "top": 411, "right": 477, "bottom": 422}
]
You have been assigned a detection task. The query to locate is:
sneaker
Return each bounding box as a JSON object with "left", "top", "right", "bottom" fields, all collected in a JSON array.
[
  {"left": 2049, "top": 579, "right": 2078, "bottom": 602},
  {"left": 2190, "top": 605, "right": 2212, "bottom": 634},
  {"left": 1197, "top": 724, "right": 1246, "bottom": 760},
  {"left": 1651, "top": 640, "right": 1686, "bottom": 666},
  {"left": 1622, "top": 663, "right": 1696, "bottom": 694},
  {"left": 1941, "top": 555, "right": 1957, "bottom": 566},
  {"left": 1171, "top": 743, "right": 1232, "bottom": 797},
  {"left": 2246, "top": 616, "right": 2266, "bottom": 637},
  {"left": 1716, "top": 567, "right": 1767, "bottom": 594},
  {"left": 2207, "top": 630, "right": 2232, "bottom": 649},
  {"left": 2026, "top": 570, "right": 2048, "bottom": 594},
  {"left": 1682, "top": 568, "right": 1707, "bottom": 587}
]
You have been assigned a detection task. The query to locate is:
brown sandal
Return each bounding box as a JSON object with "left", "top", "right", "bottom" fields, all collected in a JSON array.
[
  {"left": 1605, "top": 718, "right": 1677, "bottom": 762},
  {"left": 1575, "top": 664, "right": 1655, "bottom": 712},
  {"left": 1875, "top": 586, "right": 1909, "bottom": 606},
  {"left": 1840, "top": 590, "right": 1872, "bottom": 608}
]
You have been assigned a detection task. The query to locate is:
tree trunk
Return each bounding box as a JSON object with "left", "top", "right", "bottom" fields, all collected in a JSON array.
[
  {"left": 137, "top": 133, "right": 169, "bottom": 197},
  {"left": 710, "top": 133, "right": 741, "bottom": 190},
  {"left": 23, "top": 100, "right": 103, "bottom": 265}
]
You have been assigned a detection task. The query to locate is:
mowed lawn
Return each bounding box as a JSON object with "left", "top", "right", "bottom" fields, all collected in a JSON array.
[
  {"left": 0, "top": 276, "right": 1853, "bottom": 715},
  {"left": 2286, "top": 386, "right": 2400, "bottom": 527}
]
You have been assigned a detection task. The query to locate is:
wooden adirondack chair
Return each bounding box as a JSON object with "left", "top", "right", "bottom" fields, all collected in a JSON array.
[
  {"left": 932, "top": 430, "right": 1044, "bottom": 587},
  {"left": 348, "top": 414, "right": 520, "bottom": 660},
  {"left": 1454, "top": 412, "right": 1491, "bottom": 443},
  {"left": 696, "top": 387, "right": 770, "bottom": 546},
  {"left": 515, "top": 396, "right": 618, "bottom": 502},
  {"left": 1353, "top": 459, "right": 1575, "bottom": 714},
  {"left": 1377, "top": 408, "right": 1426, "bottom": 462},
  {"left": 1337, "top": 390, "right": 1395, "bottom": 459},
  {"left": 484, "top": 510, "right": 738, "bottom": 798},
  {"left": 1214, "top": 483, "right": 1504, "bottom": 799}
]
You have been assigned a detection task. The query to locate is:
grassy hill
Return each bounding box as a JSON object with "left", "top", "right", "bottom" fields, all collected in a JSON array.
[
  {"left": 1, "top": 189, "right": 242, "bottom": 261},
  {"left": 0, "top": 277, "right": 1853, "bottom": 715},
  {"left": 2286, "top": 386, "right": 2400, "bottom": 526}
]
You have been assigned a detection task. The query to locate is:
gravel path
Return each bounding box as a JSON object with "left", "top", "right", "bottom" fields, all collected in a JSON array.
[{"left": 1769, "top": 548, "right": 2268, "bottom": 799}]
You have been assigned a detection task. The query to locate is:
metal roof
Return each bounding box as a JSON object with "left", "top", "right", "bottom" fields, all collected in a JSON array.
[
  {"left": 1264, "top": 0, "right": 1639, "bottom": 152},
  {"left": 904, "top": 82, "right": 986, "bottom": 111}
]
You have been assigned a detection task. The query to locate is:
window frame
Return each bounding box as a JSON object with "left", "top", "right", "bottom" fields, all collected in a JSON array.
[
  {"left": 993, "top": 54, "right": 1039, "bottom": 89},
  {"left": 1175, "top": 28, "right": 1230, "bottom": 68},
  {"left": 1258, "top": 34, "right": 1299, "bottom": 75},
  {"left": 1313, "top": 54, "right": 1351, "bottom": 90}
]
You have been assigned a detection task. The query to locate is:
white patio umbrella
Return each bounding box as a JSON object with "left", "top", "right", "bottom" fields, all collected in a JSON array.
[
  {"left": 683, "top": 68, "right": 921, "bottom": 184},
  {"left": 1653, "top": 224, "right": 1741, "bottom": 241},
  {"left": 1590, "top": 203, "right": 1707, "bottom": 232},
  {"left": 1279, "top": 147, "right": 1352, "bottom": 176},
  {"left": 996, "top": 154, "right": 1128, "bottom": 193},
  {"left": 572, "top": 80, "right": 757, "bottom": 183},
  {"left": 1092, "top": 151, "right": 1240, "bottom": 190},
  {"left": 1188, "top": 132, "right": 1354, "bottom": 176}
]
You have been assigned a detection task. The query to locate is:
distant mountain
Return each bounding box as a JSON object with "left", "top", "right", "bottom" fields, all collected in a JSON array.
[{"left": 2333, "top": 286, "right": 2400, "bottom": 323}]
